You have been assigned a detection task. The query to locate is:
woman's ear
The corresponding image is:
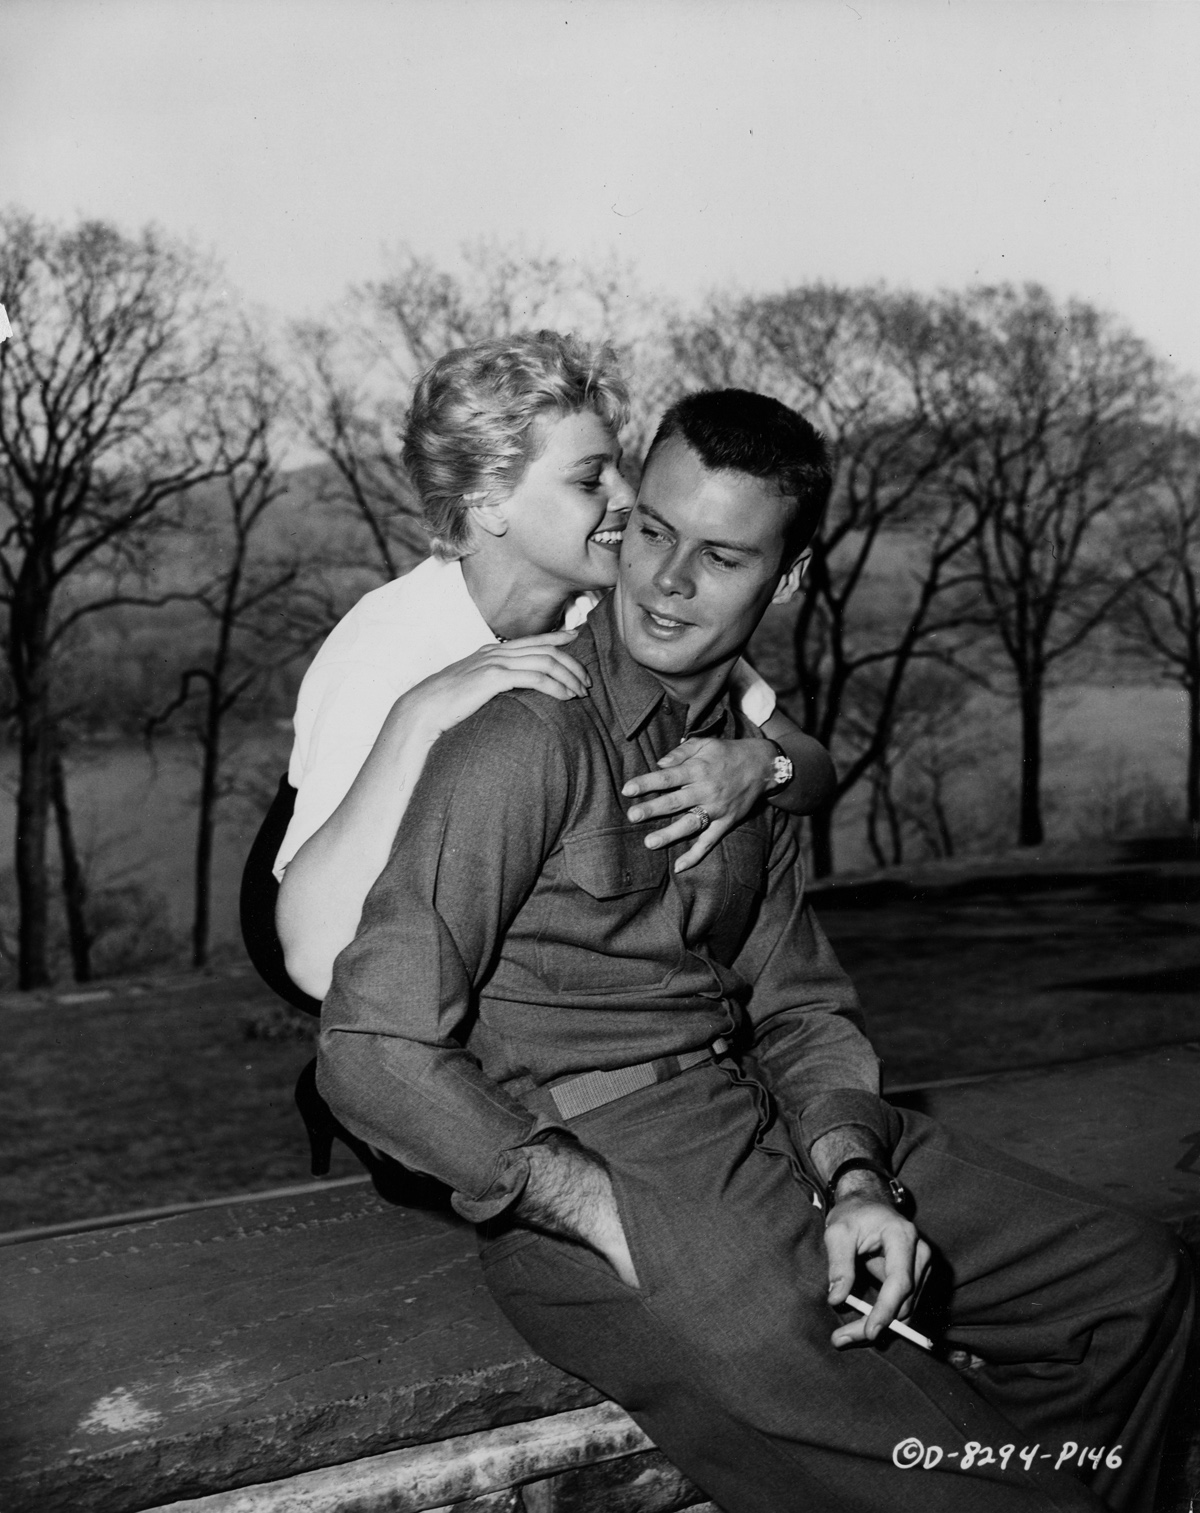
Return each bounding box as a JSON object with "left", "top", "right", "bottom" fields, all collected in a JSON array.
[
  {"left": 466, "top": 496, "right": 509, "bottom": 539},
  {"left": 771, "top": 548, "right": 812, "bottom": 605}
]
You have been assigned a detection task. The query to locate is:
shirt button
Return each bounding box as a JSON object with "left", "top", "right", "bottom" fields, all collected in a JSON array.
[{"left": 621, "top": 869, "right": 632, "bottom": 885}]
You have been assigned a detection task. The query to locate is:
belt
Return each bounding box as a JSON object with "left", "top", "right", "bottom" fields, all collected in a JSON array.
[{"left": 524, "top": 1037, "right": 731, "bottom": 1122}]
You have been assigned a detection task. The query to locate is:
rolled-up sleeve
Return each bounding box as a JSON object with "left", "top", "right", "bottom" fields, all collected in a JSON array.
[
  {"left": 317, "top": 696, "right": 570, "bottom": 1222},
  {"left": 734, "top": 816, "right": 892, "bottom": 1155}
]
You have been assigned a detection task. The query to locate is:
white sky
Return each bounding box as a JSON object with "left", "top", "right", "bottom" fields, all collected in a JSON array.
[{"left": 3, "top": 0, "right": 1199, "bottom": 374}]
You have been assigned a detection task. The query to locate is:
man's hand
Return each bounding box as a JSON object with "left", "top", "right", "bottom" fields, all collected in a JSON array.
[
  {"left": 622, "top": 736, "right": 777, "bottom": 872},
  {"left": 823, "top": 1174, "right": 931, "bottom": 1348},
  {"left": 517, "top": 1135, "right": 640, "bottom": 1289}
]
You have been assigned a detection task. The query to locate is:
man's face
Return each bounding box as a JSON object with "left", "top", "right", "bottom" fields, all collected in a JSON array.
[{"left": 615, "top": 436, "right": 802, "bottom": 696}]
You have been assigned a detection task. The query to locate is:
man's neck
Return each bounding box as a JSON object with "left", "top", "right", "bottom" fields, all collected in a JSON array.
[
  {"left": 460, "top": 547, "right": 574, "bottom": 640},
  {"left": 647, "top": 656, "right": 738, "bottom": 730}
]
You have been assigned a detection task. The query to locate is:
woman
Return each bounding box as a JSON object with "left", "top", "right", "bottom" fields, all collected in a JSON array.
[{"left": 268, "top": 330, "right": 834, "bottom": 1009}]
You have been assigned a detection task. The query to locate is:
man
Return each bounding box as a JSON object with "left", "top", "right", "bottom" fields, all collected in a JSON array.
[{"left": 319, "top": 391, "right": 1191, "bottom": 1512}]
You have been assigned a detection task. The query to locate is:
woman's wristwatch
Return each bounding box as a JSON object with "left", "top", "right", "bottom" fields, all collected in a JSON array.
[
  {"left": 825, "top": 1157, "right": 909, "bottom": 1213},
  {"left": 765, "top": 739, "right": 794, "bottom": 791}
]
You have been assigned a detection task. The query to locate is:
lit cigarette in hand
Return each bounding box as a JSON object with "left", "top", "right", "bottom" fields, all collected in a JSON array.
[{"left": 845, "top": 1293, "right": 934, "bottom": 1350}]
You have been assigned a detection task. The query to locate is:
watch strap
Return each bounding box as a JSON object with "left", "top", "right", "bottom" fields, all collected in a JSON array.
[{"left": 826, "top": 1157, "right": 907, "bottom": 1211}]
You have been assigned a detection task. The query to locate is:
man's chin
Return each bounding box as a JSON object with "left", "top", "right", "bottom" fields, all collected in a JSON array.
[{"left": 624, "top": 627, "right": 702, "bottom": 679}]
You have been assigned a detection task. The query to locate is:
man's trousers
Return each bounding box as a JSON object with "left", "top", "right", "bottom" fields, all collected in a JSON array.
[{"left": 480, "top": 1060, "right": 1193, "bottom": 1513}]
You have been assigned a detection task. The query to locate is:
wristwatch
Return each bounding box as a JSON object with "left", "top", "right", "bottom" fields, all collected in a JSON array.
[
  {"left": 826, "top": 1157, "right": 909, "bottom": 1213},
  {"left": 766, "top": 740, "right": 794, "bottom": 791}
]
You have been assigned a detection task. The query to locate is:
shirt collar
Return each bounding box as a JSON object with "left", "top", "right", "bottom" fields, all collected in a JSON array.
[{"left": 588, "top": 594, "right": 736, "bottom": 742}]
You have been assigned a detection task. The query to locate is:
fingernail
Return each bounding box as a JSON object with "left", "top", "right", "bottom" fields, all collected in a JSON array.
[{"left": 627, "top": 807, "right": 642, "bottom": 821}]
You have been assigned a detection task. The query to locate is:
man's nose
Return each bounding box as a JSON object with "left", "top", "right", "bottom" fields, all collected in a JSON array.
[{"left": 653, "top": 549, "right": 695, "bottom": 599}]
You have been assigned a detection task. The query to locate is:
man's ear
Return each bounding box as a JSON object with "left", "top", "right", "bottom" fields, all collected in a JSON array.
[{"left": 771, "top": 548, "right": 812, "bottom": 605}]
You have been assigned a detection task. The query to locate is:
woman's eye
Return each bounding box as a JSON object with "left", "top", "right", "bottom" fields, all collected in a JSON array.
[{"left": 579, "top": 476, "right": 603, "bottom": 492}]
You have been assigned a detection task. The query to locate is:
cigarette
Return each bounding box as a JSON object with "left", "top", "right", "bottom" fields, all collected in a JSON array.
[{"left": 844, "top": 1293, "right": 934, "bottom": 1351}]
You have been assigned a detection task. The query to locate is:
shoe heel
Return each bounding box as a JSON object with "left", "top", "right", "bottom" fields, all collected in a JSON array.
[
  {"left": 294, "top": 1058, "right": 334, "bottom": 1177},
  {"left": 305, "top": 1118, "right": 334, "bottom": 1177}
]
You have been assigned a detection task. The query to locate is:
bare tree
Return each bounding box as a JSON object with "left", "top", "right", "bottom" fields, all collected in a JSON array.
[
  {"left": 940, "top": 284, "right": 1172, "bottom": 847},
  {"left": 146, "top": 341, "right": 315, "bottom": 966},
  {"left": 291, "top": 243, "right": 650, "bottom": 588},
  {"left": 853, "top": 666, "right": 982, "bottom": 867},
  {"left": 670, "top": 285, "right": 983, "bottom": 875},
  {"left": 0, "top": 211, "right": 236, "bottom": 986},
  {"left": 1116, "top": 428, "right": 1200, "bottom": 830}
]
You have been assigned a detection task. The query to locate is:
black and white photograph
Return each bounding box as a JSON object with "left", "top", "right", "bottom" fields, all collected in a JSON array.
[{"left": 1, "top": 3, "right": 1198, "bottom": 1510}]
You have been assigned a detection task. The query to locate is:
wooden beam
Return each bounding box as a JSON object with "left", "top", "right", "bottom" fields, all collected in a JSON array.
[{"left": 146, "top": 1403, "right": 654, "bottom": 1513}]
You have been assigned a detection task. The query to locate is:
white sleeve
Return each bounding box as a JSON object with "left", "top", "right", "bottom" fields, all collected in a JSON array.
[
  {"left": 728, "top": 656, "right": 777, "bottom": 728},
  {"left": 273, "top": 662, "right": 405, "bottom": 879}
]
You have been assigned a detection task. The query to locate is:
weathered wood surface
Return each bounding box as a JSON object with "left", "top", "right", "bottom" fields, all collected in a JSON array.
[
  {"left": 2, "top": 1041, "right": 1198, "bottom": 1513},
  {"left": 0, "top": 1187, "right": 597, "bottom": 1513}
]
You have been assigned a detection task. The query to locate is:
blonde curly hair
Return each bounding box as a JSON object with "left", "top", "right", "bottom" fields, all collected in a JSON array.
[{"left": 402, "top": 330, "right": 630, "bottom": 559}]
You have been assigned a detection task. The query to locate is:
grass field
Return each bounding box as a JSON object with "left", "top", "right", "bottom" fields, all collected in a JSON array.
[
  {"left": 2, "top": 859, "right": 1196, "bottom": 1234},
  {"left": 0, "top": 680, "right": 1188, "bottom": 981}
]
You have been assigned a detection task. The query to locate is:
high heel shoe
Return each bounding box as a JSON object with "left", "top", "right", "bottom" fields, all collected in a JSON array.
[{"left": 294, "top": 1058, "right": 454, "bottom": 1212}]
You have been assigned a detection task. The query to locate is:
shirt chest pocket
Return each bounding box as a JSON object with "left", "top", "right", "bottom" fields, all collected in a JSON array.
[
  {"left": 563, "top": 827, "right": 667, "bottom": 898},
  {"left": 722, "top": 826, "right": 769, "bottom": 895},
  {"left": 532, "top": 826, "right": 679, "bottom": 995}
]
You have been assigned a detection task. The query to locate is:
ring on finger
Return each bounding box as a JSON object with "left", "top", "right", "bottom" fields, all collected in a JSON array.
[{"left": 689, "top": 805, "right": 712, "bottom": 830}]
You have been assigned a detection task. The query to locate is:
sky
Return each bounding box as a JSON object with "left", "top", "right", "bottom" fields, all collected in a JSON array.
[{"left": 2, "top": 0, "right": 1200, "bottom": 376}]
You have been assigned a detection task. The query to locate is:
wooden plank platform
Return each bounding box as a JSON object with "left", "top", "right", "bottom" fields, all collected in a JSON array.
[
  {"left": 0, "top": 1189, "right": 595, "bottom": 1513},
  {"left": 2, "top": 1043, "right": 1198, "bottom": 1513}
]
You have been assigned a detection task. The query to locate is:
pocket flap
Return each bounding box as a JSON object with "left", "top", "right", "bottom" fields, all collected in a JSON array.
[{"left": 563, "top": 828, "right": 667, "bottom": 899}]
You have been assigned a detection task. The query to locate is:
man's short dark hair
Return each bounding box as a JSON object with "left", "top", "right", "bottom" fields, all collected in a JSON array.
[{"left": 645, "top": 389, "right": 832, "bottom": 562}]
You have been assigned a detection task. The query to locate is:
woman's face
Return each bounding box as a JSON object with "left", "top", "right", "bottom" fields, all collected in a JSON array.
[{"left": 496, "top": 409, "right": 634, "bottom": 594}]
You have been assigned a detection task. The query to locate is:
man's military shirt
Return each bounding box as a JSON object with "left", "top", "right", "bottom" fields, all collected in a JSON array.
[{"left": 318, "top": 594, "right": 889, "bottom": 1222}]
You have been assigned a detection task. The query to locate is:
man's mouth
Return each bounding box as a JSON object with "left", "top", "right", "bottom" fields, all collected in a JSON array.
[{"left": 640, "top": 605, "right": 692, "bottom": 636}]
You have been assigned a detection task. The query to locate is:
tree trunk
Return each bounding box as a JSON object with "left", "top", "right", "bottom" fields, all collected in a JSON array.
[
  {"left": 810, "top": 806, "right": 834, "bottom": 879},
  {"left": 192, "top": 689, "right": 221, "bottom": 969},
  {"left": 883, "top": 783, "right": 904, "bottom": 866},
  {"left": 50, "top": 745, "right": 91, "bottom": 982},
  {"left": 1187, "top": 676, "right": 1200, "bottom": 833},
  {"left": 1017, "top": 676, "right": 1045, "bottom": 848},
  {"left": 15, "top": 711, "right": 53, "bottom": 988},
  {"left": 865, "top": 774, "right": 887, "bottom": 870}
]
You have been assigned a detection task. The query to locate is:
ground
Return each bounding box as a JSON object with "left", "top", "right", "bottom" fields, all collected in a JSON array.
[{"left": 1, "top": 849, "right": 1197, "bottom": 1233}]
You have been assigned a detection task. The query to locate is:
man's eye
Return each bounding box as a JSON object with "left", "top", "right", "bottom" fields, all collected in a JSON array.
[
  {"left": 640, "top": 524, "right": 669, "bottom": 543},
  {"left": 707, "top": 552, "right": 740, "bottom": 570}
]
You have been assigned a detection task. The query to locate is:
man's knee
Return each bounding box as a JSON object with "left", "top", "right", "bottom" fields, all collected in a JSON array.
[{"left": 1111, "top": 1214, "right": 1193, "bottom": 1323}]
